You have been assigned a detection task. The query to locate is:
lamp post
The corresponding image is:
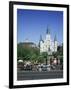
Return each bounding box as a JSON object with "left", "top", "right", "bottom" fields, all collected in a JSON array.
[{"left": 45, "top": 52, "right": 48, "bottom": 65}]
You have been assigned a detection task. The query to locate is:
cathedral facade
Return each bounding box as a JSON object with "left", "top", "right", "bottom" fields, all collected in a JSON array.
[{"left": 39, "top": 28, "right": 58, "bottom": 55}]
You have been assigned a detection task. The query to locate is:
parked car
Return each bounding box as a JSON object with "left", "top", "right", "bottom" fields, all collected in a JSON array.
[
  {"left": 24, "top": 64, "right": 32, "bottom": 70},
  {"left": 37, "top": 64, "right": 51, "bottom": 71}
]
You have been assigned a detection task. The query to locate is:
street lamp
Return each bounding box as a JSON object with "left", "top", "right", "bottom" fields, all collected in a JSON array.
[{"left": 43, "top": 52, "right": 48, "bottom": 65}]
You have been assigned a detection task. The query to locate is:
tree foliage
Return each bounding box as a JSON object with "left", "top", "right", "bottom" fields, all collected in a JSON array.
[
  {"left": 17, "top": 43, "right": 40, "bottom": 63},
  {"left": 17, "top": 43, "right": 63, "bottom": 64},
  {"left": 52, "top": 43, "right": 63, "bottom": 64}
]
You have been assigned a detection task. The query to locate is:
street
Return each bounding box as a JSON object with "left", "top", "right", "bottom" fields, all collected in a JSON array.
[{"left": 17, "top": 70, "right": 63, "bottom": 80}]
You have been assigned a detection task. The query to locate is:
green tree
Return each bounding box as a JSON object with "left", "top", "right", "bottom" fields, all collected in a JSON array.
[
  {"left": 37, "top": 55, "right": 44, "bottom": 63},
  {"left": 17, "top": 43, "right": 40, "bottom": 63},
  {"left": 41, "top": 52, "right": 48, "bottom": 64}
]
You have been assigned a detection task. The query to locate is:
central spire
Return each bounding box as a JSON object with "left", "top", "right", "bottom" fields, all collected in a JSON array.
[
  {"left": 54, "top": 34, "right": 57, "bottom": 41},
  {"left": 40, "top": 35, "right": 43, "bottom": 41},
  {"left": 46, "top": 27, "right": 50, "bottom": 34}
]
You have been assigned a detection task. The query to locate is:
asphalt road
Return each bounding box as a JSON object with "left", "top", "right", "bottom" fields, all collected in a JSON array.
[{"left": 17, "top": 70, "right": 63, "bottom": 80}]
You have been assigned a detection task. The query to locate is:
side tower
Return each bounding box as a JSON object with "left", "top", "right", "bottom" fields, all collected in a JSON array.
[
  {"left": 39, "top": 35, "right": 44, "bottom": 53},
  {"left": 54, "top": 35, "right": 58, "bottom": 52}
]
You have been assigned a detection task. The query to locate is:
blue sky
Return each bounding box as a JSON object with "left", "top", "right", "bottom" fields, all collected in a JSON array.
[{"left": 17, "top": 9, "right": 63, "bottom": 45}]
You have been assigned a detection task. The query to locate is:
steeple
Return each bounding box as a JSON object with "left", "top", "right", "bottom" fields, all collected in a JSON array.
[
  {"left": 46, "top": 27, "right": 50, "bottom": 34},
  {"left": 54, "top": 35, "right": 57, "bottom": 41},
  {"left": 40, "top": 35, "right": 43, "bottom": 41}
]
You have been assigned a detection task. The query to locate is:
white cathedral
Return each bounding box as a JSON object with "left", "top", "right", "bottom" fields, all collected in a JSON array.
[{"left": 39, "top": 28, "right": 58, "bottom": 55}]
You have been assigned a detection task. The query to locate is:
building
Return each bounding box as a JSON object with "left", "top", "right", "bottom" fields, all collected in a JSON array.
[
  {"left": 18, "top": 38, "right": 39, "bottom": 49},
  {"left": 39, "top": 28, "right": 58, "bottom": 55}
]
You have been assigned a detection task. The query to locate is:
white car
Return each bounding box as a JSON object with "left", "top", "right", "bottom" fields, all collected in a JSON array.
[{"left": 37, "top": 64, "right": 51, "bottom": 71}]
